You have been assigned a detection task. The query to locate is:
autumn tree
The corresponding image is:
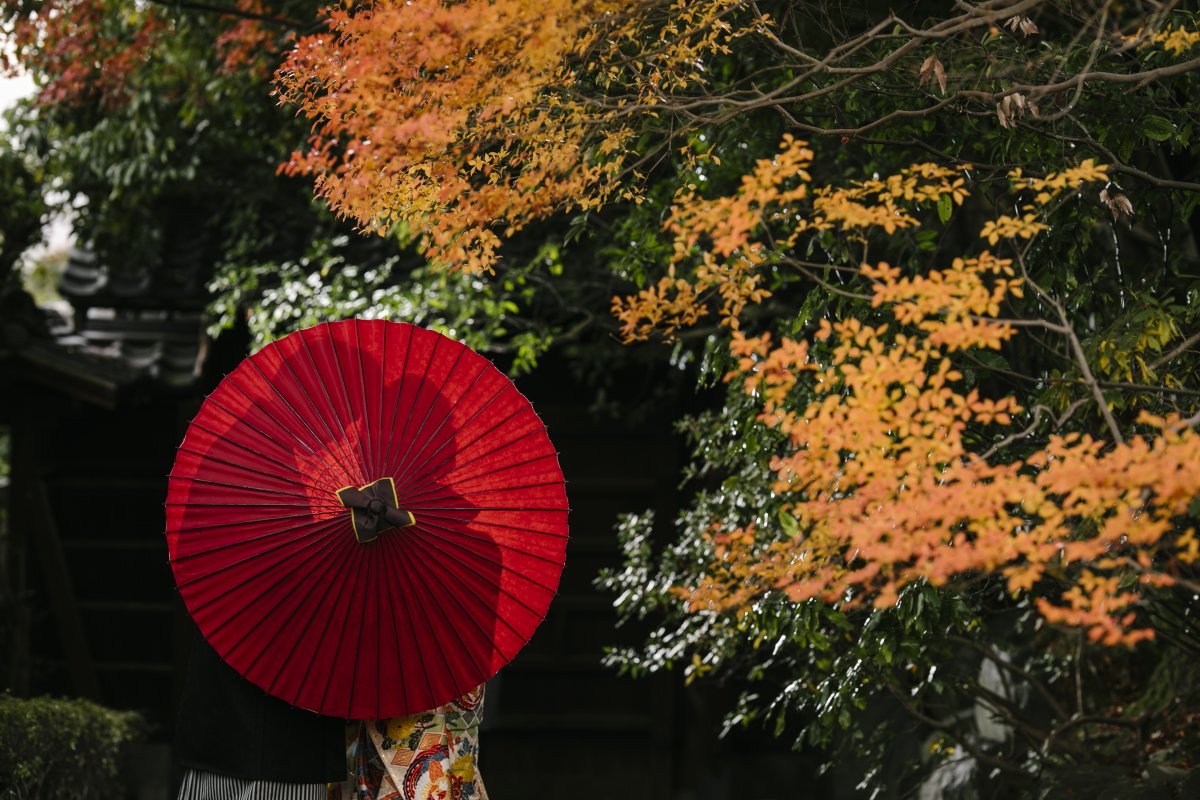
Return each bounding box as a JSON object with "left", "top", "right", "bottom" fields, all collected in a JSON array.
[{"left": 274, "top": 0, "right": 1200, "bottom": 795}]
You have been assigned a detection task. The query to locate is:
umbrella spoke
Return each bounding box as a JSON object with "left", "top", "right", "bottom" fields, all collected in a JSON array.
[
  {"left": 388, "top": 530, "right": 465, "bottom": 710},
  {"left": 218, "top": 526, "right": 350, "bottom": 665},
  {"left": 392, "top": 382, "right": 514, "bottom": 489},
  {"left": 404, "top": 522, "right": 549, "bottom": 634},
  {"left": 379, "top": 323, "right": 415, "bottom": 481},
  {"left": 277, "top": 335, "right": 363, "bottom": 485},
  {"left": 387, "top": 341, "right": 470, "bottom": 483},
  {"left": 393, "top": 527, "right": 511, "bottom": 671},
  {"left": 414, "top": 507, "right": 569, "bottom": 525},
  {"left": 179, "top": 476, "right": 342, "bottom": 509},
  {"left": 265, "top": 532, "right": 362, "bottom": 705},
  {"left": 201, "top": 395, "right": 342, "bottom": 489},
  {"left": 405, "top": 480, "right": 567, "bottom": 510},
  {"left": 171, "top": 514, "right": 346, "bottom": 562},
  {"left": 397, "top": 423, "right": 546, "bottom": 500},
  {"left": 384, "top": 331, "right": 442, "bottom": 481},
  {"left": 298, "top": 327, "right": 368, "bottom": 486},
  {"left": 401, "top": 531, "right": 496, "bottom": 696},
  {"left": 407, "top": 516, "right": 567, "bottom": 573},
  {"left": 325, "top": 321, "right": 374, "bottom": 483},
  {"left": 176, "top": 443, "right": 327, "bottom": 496},
  {"left": 401, "top": 452, "right": 560, "bottom": 504},
  {"left": 396, "top": 339, "right": 466, "bottom": 480},
  {"left": 412, "top": 520, "right": 563, "bottom": 598},
  {"left": 185, "top": 518, "right": 345, "bottom": 611},
  {"left": 167, "top": 509, "right": 327, "bottom": 536}
]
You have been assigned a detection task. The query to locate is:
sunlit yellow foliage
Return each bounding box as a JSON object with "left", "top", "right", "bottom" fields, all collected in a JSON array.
[
  {"left": 645, "top": 147, "right": 1200, "bottom": 646},
  {"left": 613, "top": 136, "right": 972, "bottom": 339},
  {"left": 979, "top": 214, "right": 1047, "bottom": 244},
  {"left": 1142, "top": 25, "right": 1200, "bottom": 56}
]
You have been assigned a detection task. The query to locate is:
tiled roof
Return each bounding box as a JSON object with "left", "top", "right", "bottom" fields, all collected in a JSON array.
[{"left": 1, "top": 245, "right": 210, "bottom": 406}]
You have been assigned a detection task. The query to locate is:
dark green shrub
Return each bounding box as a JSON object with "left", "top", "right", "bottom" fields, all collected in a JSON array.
[{"left": 0, "top": 694, "right": 145, "bottom": 800}]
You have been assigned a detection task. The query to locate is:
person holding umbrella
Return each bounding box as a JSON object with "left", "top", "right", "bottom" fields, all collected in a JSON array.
[{"left": 166, "top": 320, "right": 567, "bottom": 800}]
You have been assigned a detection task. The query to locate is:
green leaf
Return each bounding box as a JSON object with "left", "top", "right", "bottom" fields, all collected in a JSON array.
[
  {"left": 937, "top": 193, "right": 952, "bottom": 224},
  {"left": 779, "top": 508, "right": 800, "bottom": 538},
  {"left": 1143, "top": 115, "right": 1175, "bottom": 142}
]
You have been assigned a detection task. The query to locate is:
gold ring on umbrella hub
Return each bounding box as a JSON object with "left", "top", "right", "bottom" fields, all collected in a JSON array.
[{"left": 335, "top": 476, "right": 415, "bottom": 544}]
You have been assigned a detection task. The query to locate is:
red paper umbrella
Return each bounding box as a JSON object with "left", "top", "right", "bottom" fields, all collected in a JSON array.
[{"left": 165, "top": 319, "right": 568, "bottom": 719}]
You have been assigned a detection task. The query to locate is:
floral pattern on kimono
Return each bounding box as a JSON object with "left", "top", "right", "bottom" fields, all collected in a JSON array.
[{"left": 329, "top": 685, "right": 488, "bottom": 800}]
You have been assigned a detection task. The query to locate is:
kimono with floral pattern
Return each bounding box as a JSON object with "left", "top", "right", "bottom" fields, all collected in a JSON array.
[{"left": 329, "top": 685, "right": 488, "bottom": 800}]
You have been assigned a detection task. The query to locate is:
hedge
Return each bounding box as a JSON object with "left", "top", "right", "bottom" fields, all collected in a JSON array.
[{"left": 0, "top": 694, "right": 145, "bottom": 800}]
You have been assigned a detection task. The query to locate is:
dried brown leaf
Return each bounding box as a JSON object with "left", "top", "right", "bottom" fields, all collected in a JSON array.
[{"left": 1101, "top": 188, "right": 1134, "bottom": 219}]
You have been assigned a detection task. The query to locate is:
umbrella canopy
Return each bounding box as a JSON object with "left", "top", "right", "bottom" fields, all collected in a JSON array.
[{"left": 166, "top": 319, "right": 568, "bottom": 719}]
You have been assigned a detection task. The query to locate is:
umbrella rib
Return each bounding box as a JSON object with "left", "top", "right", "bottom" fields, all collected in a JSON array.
[
  {"left": 411, "top": 512, "right": 568, "bottom": 540},
  {"left": 383, "top": 332, "right": 442, "bottom": 481},
  {"left": 288, "top": 532, "right": 362, "bottom": 705},
  {"left": 387, "top": 342, "right": 468, "bottom": 485},
  {"left": 378, "top": 533, "right": 438, "bottom": 712},
  {"left": 211, "top": 524, "right": 348, "bottom": 665},
  {"left": 404, "top": 522, "right": 550, "bottom": 629},
  {"left": 171, "top": 514, "right": 346, "bottom": 562},
  {"left": 222, "top": 373, "right": 327, "bottom": 461},
  {"left": 181, "top": 423, "right": 313, "bottom": 479},
  {"left": 392, "top": 528, "right": 493, "bottom": 696},
  {"left": 297, "top": 327, "right": 367, "bottom": 486},
  {"left": 322, "top": 322, "right": 374, "bottom": 483},
  {"left": 313, "top": 534, "right": 367, "bottom": 715},
  {"left": 277, "top": 337, "right": 364, "bottom": 486},
  {"left": 180, "top": 515, "right": 345, "bottom": 609},
  {"left": 391, "top": 378, "right": 511, "bottom": 490},
  {"left": 206, "top": 393, "right": 342, "bottom": 491},
  {"left": 343, "top": 530, "right": 375, "bottom": 719},
  {"left": 413, "top": 518, "right": 563, "bottom": 595},
  {"left": 376, "top": 534, "right": 410, "bottom": 717},
  {"left": 393, "top": 392, "right": 526, "bottom": 496},
  {"left": 243, "top": 355, "right": 345, "bottom": 476},
  {"left": 178, "top": 476, "right": 343, "bottom": 509},
  {"left": 374, "top": 320, "right": 388, "bottom": 479},
  {"left": 400, "top": 453, "right": 560, "bottom": 505},
  {"left": 408, "top": 522, "right": 552, "bottom": 618},
  {"left": 351, "top": 319, "right": 378, "bottom": 487},
  {"left": 387, "top": 531, "right": 464, "bottom": 708},
  {"left": 258, "top": 534, "right": 355, "bottom": 705},
  {"left": 379, "top": 324, "right": 415, "bottom": 481},
  {"left": 176, "top": 443, "right": 326, "bottom": 495},
  {"left": 167, "top": 509, "right": 332, "bottom": 537},
  {"left": 390, "top": 527, "right": 502, "bottom": 676},
  {"left": 398, "top": 426, "right": 547, "bottom": 499},
  {"left": 175, "top": 516, "right": 346, "bottom": 592},
  {"left": 405, "top": 515, "right": 567, "bottom": 572},
  {"left": 385, "top": 332, "right": 436, "bottom": 483},
  {"left": 167, "top": 500, "right": 326, "bottom": 510},
  {"left": 405, "top": 480, "right": 565, "bottom": 508}
]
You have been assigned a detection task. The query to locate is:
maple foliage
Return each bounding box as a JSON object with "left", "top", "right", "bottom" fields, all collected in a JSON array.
[
  {"left": 2, "top": 0, "right": 164, "bottom": 108},
  {"left": 274, "top": 0, "right": 749, "bottom": 271},
  {"left": 607, "top": 137, "right": 1200, "bottom": 646}
]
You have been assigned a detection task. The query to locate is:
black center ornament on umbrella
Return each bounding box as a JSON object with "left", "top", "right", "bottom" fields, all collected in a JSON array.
[{"left": 336, "top": 477, "right": 415, "bottom": 543}]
